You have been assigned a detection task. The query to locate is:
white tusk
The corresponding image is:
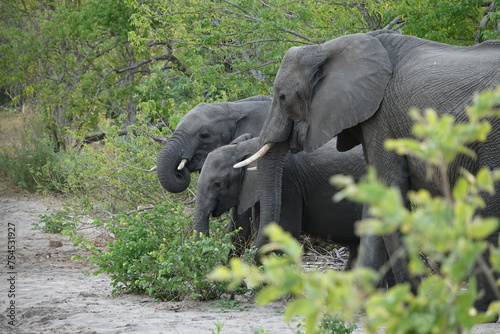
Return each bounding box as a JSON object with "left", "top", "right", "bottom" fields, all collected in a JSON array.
[
  {"left": 149, "top": 166, "right": 157, "bottom": 172},
  {"left": 233, "top": 143, "right": 273, "bottom": 168},
  {"left": 247, "top": 166, "right": 257, "bottom": 171},
  {"left": 178, "top": 159, "right": 188, "bottom": 170}
]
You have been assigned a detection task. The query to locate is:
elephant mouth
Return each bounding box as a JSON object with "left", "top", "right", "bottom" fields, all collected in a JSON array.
[
  {"left": 234, "top": 121, "right": 302, "bottom": 168},
  {"left": 289, "top": 120, "right": 305, "bottom": 153},
  {"left": 186, "top": 153, "right": 208, "bottom": 173},
  {"left": 212, "top": 204, "right": 225, "bottom": 217}
]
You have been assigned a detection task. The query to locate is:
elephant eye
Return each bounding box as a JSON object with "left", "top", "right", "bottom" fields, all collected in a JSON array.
[
  {"left": 279, "top": 94, "right": 286, "bottom": 102},
  {"left": 213, "top": 181, "right": 221, "bottom": 189},
  {"left": 312, "top": 68, "right": 323, "bottom": 83},
  {"left": 199, "top": 131, "right": 210, "bottom": 139}
]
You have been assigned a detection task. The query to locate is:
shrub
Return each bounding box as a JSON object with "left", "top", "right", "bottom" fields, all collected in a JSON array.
[
  {"left": 0, "top": 113, "right": 61, "bottom": 192},
  {"left": 73, "top": 203, "right": 237, "bottom": 301},
  {"left": 37, "top": 123, "right": 172, "bottom": 214},
  {"left": 36, "top": 208, "right": 78, "bottom": 233}
]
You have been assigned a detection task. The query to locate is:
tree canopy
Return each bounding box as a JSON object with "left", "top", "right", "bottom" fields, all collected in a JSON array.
[{"left": 1, "top": 0, "right": 498, "bottom": 146}]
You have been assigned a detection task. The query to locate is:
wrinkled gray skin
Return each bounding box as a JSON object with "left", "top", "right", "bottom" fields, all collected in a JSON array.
[
  {"left": 194, "top": 135, "right": 365, "bottom": 266},
  {"left": 156, "top": 96, "right": 271, "bottom": 193},
  {"left": 251, "top": 30, "right": 500, "bottom": 312}
]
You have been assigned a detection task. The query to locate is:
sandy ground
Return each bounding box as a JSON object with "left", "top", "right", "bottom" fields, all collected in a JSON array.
[{"left": 0, "top": 190, "right": 499, "bottom": 334}]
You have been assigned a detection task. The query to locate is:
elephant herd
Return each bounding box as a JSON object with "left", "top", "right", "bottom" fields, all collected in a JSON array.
[{"left": 156, "top": 29, "right": 500, "bottom": 314}]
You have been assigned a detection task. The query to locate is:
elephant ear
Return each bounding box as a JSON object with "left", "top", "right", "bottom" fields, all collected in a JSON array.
[
  {"left": 237, "top": 161, "right": 259, "bottom": 215},
  {"left": 231, "top": 100, "right": 271, "bottom": 137},
  {"left": 304, "top": 33, "right": 393, "bottom": 152}
]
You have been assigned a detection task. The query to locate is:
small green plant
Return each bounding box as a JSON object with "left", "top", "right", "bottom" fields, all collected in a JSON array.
[
  {"left": 36, "top": 208, "right": 78, "bottom": 233},
  {"left": 211, "top": 320, "right": 225, "bottom": 334},
  {"left": 296, "top": 314, "right": 358, "bottom": 334},
  {"left": 316, "top": 315, "right": 358, "bottom": 334},
  {"left": 74, "top": 203, "right": 237, "bottom": 301},
  {"left": 209, "top": 297, "right": 252, "bottom": 312}
]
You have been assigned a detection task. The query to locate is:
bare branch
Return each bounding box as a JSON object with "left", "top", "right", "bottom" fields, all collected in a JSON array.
[
  {"left": 280, "top": 27, "right": 312, "bottom": 41},
  {"left": 223, "top": 0, "right": 254, "bottom": 16},
  {"left": 145, "top": 132, "right": 169, "bottom": 144},
  {"left": 220, "top": 8, "right": 260, "bottom": 22},
  {"left": 475, "top": 1, "right": 498, "bottom": 43},
  {"left": 112, "top": 55, "right": 171, "bottom": 74},
  {"left": 384, "top": 16, "right": 403, "bottom": 30}
]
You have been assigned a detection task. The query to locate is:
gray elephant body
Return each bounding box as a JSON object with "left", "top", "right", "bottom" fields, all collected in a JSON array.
[
  {"left": 248, "top": 31, "right": 499, "bottom": 311},
  {"left": 194, "top": 136, "right": 365, "bottom": 262},
  {"left": 156, "top": 96, "right": 271, "bottom": 193}
]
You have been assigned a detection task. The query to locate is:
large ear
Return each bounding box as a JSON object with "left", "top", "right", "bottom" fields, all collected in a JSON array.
[
  {"left": 231, "top": 100, "right": 271, "bottom": 136},
  {"left": 237, "top": 161, "right": 259, "bottom": 214},
  {"left": 303, "top": 33, "right": 393, "bottom": 152}
]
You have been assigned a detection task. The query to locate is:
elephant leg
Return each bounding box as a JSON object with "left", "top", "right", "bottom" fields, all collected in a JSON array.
[
  {"left": 345, "top": 243, "right": 358, "bottom": 270},
  {"left": 251, "top": 202, "right": 260, "bottom": 239},
  {"left": 357, "top": 234, "right": 389, "bottom": 287},
  {"left": 382, "top": 232, "right": 420, "bottom": 292},
  {"left": 278, "top": 190, "right": 303, "bottom": 241},
  {"left": 228, "top": 207, "right": 253, "bottom": 258},
  {"left": 473, "top": 192, "right": 500, "bottom": 314}
]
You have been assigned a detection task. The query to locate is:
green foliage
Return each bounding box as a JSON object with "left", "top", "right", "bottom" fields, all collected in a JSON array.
[
  {"left": 1, "top": 0, "right": 497, "bottom": 150},
  {"left": 366, "top": 0, "right": 499, "bottom": 45},
  {"left": 211, "top": 224, "right": 378, "bottom": 334},
  {"left": 212, "top": 87, "right": 500, "bottom": 333},
  {"left": 317, "top": 315, "right": 358, "bottom": 334},
  {"left": 0, "top": 114, "right": 62, "bottom": 191},
  {"left": 36, "top": 208, "right": 78, "bottom": 233},
  {"left": 34, "top": 122, "right": 172, "bottom": 213},
  {"left": 211, "top": 320, "right": 225, "bottom": 334},
  {"left": 75, "top": 204, "right": 236, "bottom": 301}
]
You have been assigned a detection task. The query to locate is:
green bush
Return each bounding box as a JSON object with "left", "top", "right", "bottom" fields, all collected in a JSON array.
[
  {"left": 211, "top": 87, "right": 500, "bottom": 333},
  {"left": 0, "top": 114, "right": 62, "bottom": 192},
  {"left": 36, "top": 208, "right": 78, "bottom": 233},
  {"left": 34, "top": 121, "right": 177, "bottom": 214},
  {"left": 74, "top": 203, "right": 237, "bottom": 301}
]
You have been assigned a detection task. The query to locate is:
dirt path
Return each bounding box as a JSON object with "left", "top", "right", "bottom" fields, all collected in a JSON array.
[
  {"left": 0, "top": 191, "right": 304, "bottom": 334},
  {"left": 0, "top": 191, "right": 498, "bottom": 334}
]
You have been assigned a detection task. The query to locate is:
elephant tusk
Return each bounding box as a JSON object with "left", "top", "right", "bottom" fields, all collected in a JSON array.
[
  {"left": 247, "top": 166, "right": 257, "bottom": 171},
  {"left": 178, "top": 159, "right": 188, "bottom": 170},
  {"left": 233, "top": 143, "right": 273, "bottom": 168},
  {"left": 149, "top": 166, "right": 157, "bottom": 172}
]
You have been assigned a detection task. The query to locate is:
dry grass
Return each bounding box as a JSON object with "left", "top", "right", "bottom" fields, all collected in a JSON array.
[
  {"left": 0, "top": 111, "right": 24, "bottom": 148},
  {"left": 301, "top": 236, "right": 350, "bottom": 272}
]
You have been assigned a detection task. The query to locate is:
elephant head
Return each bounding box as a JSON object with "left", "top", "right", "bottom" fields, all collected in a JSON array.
[
  {"left": 156, "top": 96, "right": 271, "bottom": 193},
  {"left": 236, "top": 33, "right": 392, "bottom": 230},
  {"left": 193, "top": 134, "right": 258, "bottom": 236}
]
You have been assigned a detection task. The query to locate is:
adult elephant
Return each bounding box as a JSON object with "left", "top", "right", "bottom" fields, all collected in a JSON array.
[
  {"left": 156, "top": 95, "right": 271, "bottom": 193},
  {"left": 235, "top": 31, "right": 500, "bottom": 312},
  {"left": 194, "top": 135, "right": 365, "bottom": 267}
]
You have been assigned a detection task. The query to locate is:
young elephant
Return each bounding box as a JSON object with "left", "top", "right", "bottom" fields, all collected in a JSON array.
[{"left": 193, "top": 135, "right": 366, "bottom": 265}]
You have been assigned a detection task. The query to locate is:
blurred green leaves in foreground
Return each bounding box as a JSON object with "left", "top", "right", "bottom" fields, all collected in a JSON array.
[{"left": 211, "top": 87, "right": 500, "bottom": 334}]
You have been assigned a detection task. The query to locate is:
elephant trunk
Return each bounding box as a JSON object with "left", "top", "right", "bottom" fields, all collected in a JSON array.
[
  {"left": 254, "top": 141, "right": 289, "bottom": 248},
  {"left": 193, "top": 200, "right": 213, "bottom": 237},
  {"left": 156, "top": 138, "right": 192, "bottom": 193}
]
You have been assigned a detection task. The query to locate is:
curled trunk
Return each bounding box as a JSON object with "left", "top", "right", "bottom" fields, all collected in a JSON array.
[{"left": 156, "top": 142, "right": 191, "bottom": 193}]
